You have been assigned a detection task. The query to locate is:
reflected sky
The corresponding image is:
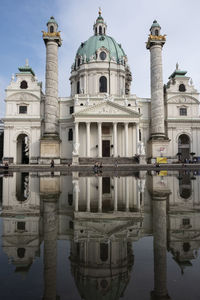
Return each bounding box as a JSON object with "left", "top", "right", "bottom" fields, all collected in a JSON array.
[{"left": 0, "top": 170, "right": 200, "bottom": 300}]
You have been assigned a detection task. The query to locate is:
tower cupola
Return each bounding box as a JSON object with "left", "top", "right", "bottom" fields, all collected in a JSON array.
[
  {"left": 150, "top": 20, "right": 161, "bottom": 36},
  {"left": 46, "top": 16, "right": 58, "bottom": 34},
  {"left": 93, "top": 8, "right": 107, "bottom": 35}
]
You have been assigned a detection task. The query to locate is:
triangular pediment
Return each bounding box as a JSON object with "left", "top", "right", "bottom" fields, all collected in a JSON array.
[
  {"left": 74, "top": 100, "right": 140, "bottom": 117},
  {"left": 167, "top": 95, "right": 199, "bottom": 104}
]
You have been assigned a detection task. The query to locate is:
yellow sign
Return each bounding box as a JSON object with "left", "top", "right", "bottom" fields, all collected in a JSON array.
[
  {"left": 159, "top": 170, "right": 168, "bottom": 176},
  {"left": 156, "top": 157, "right": 167, "bottom": 164}
]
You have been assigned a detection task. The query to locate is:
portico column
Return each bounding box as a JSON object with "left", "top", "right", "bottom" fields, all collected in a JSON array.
[
  {"left": 98, "top": 122, "right": 102, "bottom": 157},
  {"left": 86, "top": 177, "right": 90, "bottom": 212},
  {"left": 114, "top": 177, "right": 118, "bottom": 211},
  {"left": 125, "top": 123, "right": 129, "bottom": 157},
  {"left": 98, "top": 177, "right": 102, "bottom": 212},
  {"left": 73, "top": 122, "right": 79, "bottom": 156},
  {"left": 86, "top": 122, "right": 90, "bottom": 157},
  {"left": 113, "top": 122, "right": 118, "bottom": 157},
  {"left": 136, "top": 123, "right": 139, "bottom": 154}
]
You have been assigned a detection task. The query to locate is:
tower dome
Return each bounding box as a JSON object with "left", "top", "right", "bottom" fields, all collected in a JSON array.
[{"left": 70, "top": 10, "right": 131, "bottom": 97}]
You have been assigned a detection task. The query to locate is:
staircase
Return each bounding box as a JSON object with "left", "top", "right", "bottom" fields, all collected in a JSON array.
[{"left": 79, "top": 157, "right": 139, "bottom": 165}]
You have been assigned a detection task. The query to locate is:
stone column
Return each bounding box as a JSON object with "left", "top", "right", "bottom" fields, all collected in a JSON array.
[
  {"left": 125, "top": 123, "right": 129, "bottom": 157},
  {"left": 86, "top": 177, "right": 90, "bottom": 212},
  {"left": 72, "top": 122, "right": 79, "bottom": 165},
  {"left": 114, "top": 177, "right": 118, "bottom": 211},
  {"left": 147, "top": 42, "right": 165, "bottom": 139},
  {"left": 151, "top": 192, "right": 170, "bottom": 300},
  {"left": 40, "top": 17, "right": 62, "bottom": 164},
  {"left": 98, "top": 122, "right": 102, "bottom": 157},
  {"left": 86, "top": 122, "right": 91, "bottom": 157},
  {"left": 44, "top": 40, "right": 59, "bottom": 135},
  {"left": 98, "top": 177, "right": 102, "bottom": 212},
  {"left": 113, "top": 122, "right": 118, "bottom": 157}
]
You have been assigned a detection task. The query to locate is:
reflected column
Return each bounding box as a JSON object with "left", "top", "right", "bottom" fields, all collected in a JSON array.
[
  {"left": 73, "top": 172, "right": 79, "bottom": 212},
  {"left": 40, "top": 176, "right": 60, "bottom": 300},
  {"left": 114, "top": 177, "right": 118, "bottom": 211},
  {"left": 98, "top": 177, "right": 102, "bottom": 212},
  {"left": 86, "top": 177, "right": 90, "bottom": 212},
  {"left": 151, "top": 191, "right": 170, "bottom": 300}
]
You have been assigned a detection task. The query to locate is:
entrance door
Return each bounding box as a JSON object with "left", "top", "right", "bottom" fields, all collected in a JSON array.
[
  {"left": 102, "top": 140, "right": 110, "bottom": 157},
  {"left": 17, "top": 134, "right": 29, "bottom": 164},
  {"left": 178, "top": 134, "right": 190, "bottom": 161}
]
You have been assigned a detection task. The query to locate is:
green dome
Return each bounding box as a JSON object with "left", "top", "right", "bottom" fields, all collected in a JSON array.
[
  {"left": 76, "top": 35, "right": 126, "bottom": 63},
  {"left": 151, "top": 20, "right": 161, "bottom": 28},
  {"left": 47, "top": 16, "right": 58, "bottom": 26}
]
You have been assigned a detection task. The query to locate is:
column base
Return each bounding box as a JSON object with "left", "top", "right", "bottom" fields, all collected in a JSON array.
[
  {"left": 39, "top": 135, "right": 61, "bottom": 165},
  {"left": 148, "top": 138, "right": 170, "bottom": 163},
  {"left": 139, "top": 155, "right": 147, "bottom": 164},
  {"left": 72, "top": 155, "right": 79, "bottom": 165}
]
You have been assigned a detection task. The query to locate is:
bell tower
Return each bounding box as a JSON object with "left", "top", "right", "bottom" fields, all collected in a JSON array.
[{"left": 40, "top": 16, "right": 62, "bottom": 164}]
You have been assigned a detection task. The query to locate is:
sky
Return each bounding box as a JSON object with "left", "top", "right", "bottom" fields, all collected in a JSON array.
[{"left": 1, "top": 0, "right": 200, "bottom": 117}]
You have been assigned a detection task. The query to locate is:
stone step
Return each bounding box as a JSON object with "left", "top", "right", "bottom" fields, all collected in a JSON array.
[{"left": 79, "top": 157, "right": 139, "bottom": 165}]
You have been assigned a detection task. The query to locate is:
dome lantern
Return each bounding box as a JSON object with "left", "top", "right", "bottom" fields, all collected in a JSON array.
[{"left": 93, "top": 8, "right": 107, "bottom": 36}]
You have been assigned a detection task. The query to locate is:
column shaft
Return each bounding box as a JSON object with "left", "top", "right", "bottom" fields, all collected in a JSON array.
[
  {"left": 150, "top": 45, "right": 165, "bottom": 137},
  {"left": 113, "top": 122, "right": 118, "bottom": 157},
  {"left": 125, "top": 123, "right": 129, "bottom": 157},
  {"left": 86, "top": 122, "right": 90, "bottom": 157},
  {"left": 45, "top": 41, "right": 59, "bottom": 135},
  {"left": 98, "top": 123, "right": 102, "bottom": 157}
]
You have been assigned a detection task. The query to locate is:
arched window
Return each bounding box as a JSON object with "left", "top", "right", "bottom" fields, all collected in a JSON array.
[
  {"left": 178, "top": 134, "right": 190, "bottom": 145},
  {"left": 179, "top": 84, "right": 186, "bottom": 92},
  {"left": 155, "top": 29, "right": 159, "bottom": 36},
  {"left": 77, "top": 81, "right": 80, "bottom": 94},
  {"left": 77, "top": 58, "right": 80, "bottom": 67},
  {"left": 50, "top": 25, "right": 54, "bottom": 33},
  {"left": 20, "top": 80, "right": 28, "bottom": 89},
  {"left": 17, "top": 248, "right": 26, "bottom": 258},
  {"left": 99, "top": 26, "right": 102, "bottom": 35},
  {"left": 100, "top": 243, "right": 108, "bottom": 261},
  {"left": 68, "top": 128, "right": 73, "bottom": 141},
  {"left": 99, "top": 76, "right": 107, "bottom": 92},
  {"left": 95, "top": 27, "right": 97, "bottom": 35},
  {"left": 183, "top": 242, "right": 190, "bottom": 252}
]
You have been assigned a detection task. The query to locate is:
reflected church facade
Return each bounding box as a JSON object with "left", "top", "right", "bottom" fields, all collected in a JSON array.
[
  {"left": 1, "top": 171, "right": 200, "bottom": 298},
  {"left": 2, "top": 11, "right": 200, "bottom": 165}
]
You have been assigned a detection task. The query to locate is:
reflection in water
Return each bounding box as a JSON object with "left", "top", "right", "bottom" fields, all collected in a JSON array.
[{"left": 0, "top": 171, "right": 200, "bottom": 299}]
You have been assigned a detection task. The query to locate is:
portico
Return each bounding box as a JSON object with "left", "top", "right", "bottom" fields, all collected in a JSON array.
[{"left": 72, "top": 101, "right": 140, "bottom": 159}]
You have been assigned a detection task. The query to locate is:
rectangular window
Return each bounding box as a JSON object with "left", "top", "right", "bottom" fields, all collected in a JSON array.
[
  {"left": 182, "top": 218, "right": 190, "bottom": 226},
  {"left": 180, "top": 108, "right": 187, "bottom": 116},
  {"left": 68, "top": 128, "right": 73, "bottom": 141},
  {"left": 17, "top": 221, "right": 25, "bottom": 231},
  {"left": 19, "top": 105, "right": 27, "bottom": 114},
  {"left": 69, "top": 106, "right": 74, "bottom": 114}
]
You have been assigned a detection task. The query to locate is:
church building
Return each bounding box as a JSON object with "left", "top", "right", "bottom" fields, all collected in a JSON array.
[{"left": 3, "top": 10, "right": 200, "bottom": 164}]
